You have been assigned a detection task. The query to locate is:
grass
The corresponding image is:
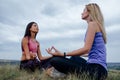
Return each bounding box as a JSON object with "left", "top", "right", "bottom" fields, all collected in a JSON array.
[{"left": 0, "top": 65, "right": 120, "bottom": 80}]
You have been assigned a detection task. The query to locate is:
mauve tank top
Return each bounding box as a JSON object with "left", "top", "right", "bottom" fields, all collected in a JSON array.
[
  {"left": 22, "top": 37, "right": 38, "bottom": 53},
  {"left": 87, "top": 32, "right": 107, "bottom": 70}
]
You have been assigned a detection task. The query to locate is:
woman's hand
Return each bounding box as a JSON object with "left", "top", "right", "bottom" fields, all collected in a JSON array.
[
  {"left": 26, "top": 54, "right": 30, "bottom": 60},
  {"left": 30, "top": 51, "right": 37, "bottom": 58},
  {"left": 46, "top": 46, "right": 63, "bottom": 57}
]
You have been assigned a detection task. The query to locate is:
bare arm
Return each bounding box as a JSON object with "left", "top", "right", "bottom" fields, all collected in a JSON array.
[
  {"left": 66, "top": 22, "right": 96, "bottom": 56},
  {"left": 46, "top": 22, "right": 97, "bottom": 57},
  {"left": 81, "top": 54, "right": 88, "bottom": 57},
  {"left": 37, "top": 42, "right": 52, "bottom": 60},
  {"left": 22, "top": 37, "right": 30, "bottom": 60}
]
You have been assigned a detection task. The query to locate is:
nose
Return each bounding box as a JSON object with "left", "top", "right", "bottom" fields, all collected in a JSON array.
[
  {"left": 36, "top": 27, "right": 39, "bottom": 30},
  {"left": 37, "top": 28, "right": 39, "bottom": 31},
  {"left": 81, "top": 12, "right": 84, "bottom": 15}
]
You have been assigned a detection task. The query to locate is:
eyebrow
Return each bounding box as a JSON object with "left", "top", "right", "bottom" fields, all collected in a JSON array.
[{"left": 33, "top": 24, "right": 37, "bottom": 26}]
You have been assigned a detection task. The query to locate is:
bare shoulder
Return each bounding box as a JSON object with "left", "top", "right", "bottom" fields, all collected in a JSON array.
[
  {"left": 22, "top": 37, "right": 28, "bottom": 44},
  {"left": 36, "top": 40, "right": 40, "bottom": 44},
  {"left": 88, "top": 21, "right": 97, "bottom": 27},
  {"left": 88, "top": 21, "right": 98, "bottom": 32}
]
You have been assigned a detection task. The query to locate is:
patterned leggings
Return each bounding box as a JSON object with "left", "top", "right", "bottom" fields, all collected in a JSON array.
[{"left": 20, "top": 58, "right": 52, "bottom": 72}]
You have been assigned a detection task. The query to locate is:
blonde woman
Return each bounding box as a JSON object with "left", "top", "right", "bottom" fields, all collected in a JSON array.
[{"left": 46, "top": 3, "right": 107, "bottom": 80}]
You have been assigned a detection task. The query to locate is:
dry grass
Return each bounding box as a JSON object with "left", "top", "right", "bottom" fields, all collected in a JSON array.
[{"left": 0, "top": 65, "right": 120, "bottom": 80}]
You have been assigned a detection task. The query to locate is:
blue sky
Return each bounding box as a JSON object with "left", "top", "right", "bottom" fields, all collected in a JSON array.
[{"left": 0, "top": 0, "right": 120, "bottom": 62}]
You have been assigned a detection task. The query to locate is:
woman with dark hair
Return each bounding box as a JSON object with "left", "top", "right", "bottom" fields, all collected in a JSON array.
[{"left": 20, "top": 22, "right": 52, "bottom": 72}]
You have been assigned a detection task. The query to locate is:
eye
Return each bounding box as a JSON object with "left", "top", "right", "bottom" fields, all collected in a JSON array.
[
  {"left": 34, "top": 25, "right": 37, "bottom": 27},
  {"left": 33, "top": 24, "right": 37, "bottom": 27}
]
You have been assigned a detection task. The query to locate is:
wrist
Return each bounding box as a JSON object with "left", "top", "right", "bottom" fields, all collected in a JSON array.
[{"left": 64, "top": 52, "right": 66, "bottom": 58}]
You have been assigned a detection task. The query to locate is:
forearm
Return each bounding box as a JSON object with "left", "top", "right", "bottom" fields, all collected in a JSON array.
[
  {"left": 22, "top": 52, "right": 30, "bottom": 60},
  {"left": 25, "top": 53, "right": 31, "bottom": 60},
  {"left": 81, "top": 53, "right": 88, "bottom": 57},
  {"left": 38, "top": 55, "right": 53, "bottom": 60},
  {"left": 66, "top": 47, "right": 89, "bottom": 56}
]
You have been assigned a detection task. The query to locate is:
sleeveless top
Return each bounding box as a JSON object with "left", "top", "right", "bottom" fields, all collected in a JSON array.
[
  {"left": 22, "top": 37, "right": 39, "bottom": 53},
  {"left": 87, "top": 32, "right": 107, "bottom": 70}
]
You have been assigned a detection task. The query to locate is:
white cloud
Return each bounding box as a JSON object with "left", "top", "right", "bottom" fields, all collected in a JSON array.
[
  {"left": 0, "top": 23, "right": 23, "bottom": 43},
  {"left": 89, "top": 0, "right": 120, "bottom": 25},
  {"left": 0, "top": 0, "right": 120, "bottom": 62},
  {"left": 39, "top": 29, "right": 86, "bottom": 40},
  {"left": 106, "top": 24, "right": 120, "bottom": 33}
]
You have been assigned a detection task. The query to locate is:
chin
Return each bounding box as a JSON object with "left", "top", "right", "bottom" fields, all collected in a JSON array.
[
  {"left": 82, "top": 15, "right": 89, "bottom": 20},
  {"left": 82, "top": 16, "right": 85, "bottom": 19},
  {"left": 33, "top": 31, "right": 38, "bottom": 33},
  {"left": 82, "top": 17, "right": 85, "bottom": 20}
]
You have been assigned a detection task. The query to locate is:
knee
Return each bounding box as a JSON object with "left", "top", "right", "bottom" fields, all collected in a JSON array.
[{"left": 50, "top": 56, "right": 63, "bottom": 65}]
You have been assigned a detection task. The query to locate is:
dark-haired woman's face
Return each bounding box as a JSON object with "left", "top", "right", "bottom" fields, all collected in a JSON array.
[{"left": 30, "top": 23, "right": 39, "bottom": 33}]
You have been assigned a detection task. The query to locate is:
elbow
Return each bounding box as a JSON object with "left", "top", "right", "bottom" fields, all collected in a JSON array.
[
  {"left": 38, "top": 56, "right": 44, "bottom": 60},
  {"left": 26, "top": 56, "right": 30, "bottom": 60},
  {"left": 38, "top": 56, "right": 42, "bottom": 60},
  {"left": 84, "top": 47, "right": 91, "bottom": 53}
]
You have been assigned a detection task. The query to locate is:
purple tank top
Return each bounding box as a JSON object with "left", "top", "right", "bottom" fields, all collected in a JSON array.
[{"left": 87, "top": 32, "right": 107, "bottom": 70}]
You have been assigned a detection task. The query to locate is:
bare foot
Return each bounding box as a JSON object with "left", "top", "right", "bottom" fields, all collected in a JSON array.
[{"left": 46, "top": 67, "right": 54, "bottom": 76}]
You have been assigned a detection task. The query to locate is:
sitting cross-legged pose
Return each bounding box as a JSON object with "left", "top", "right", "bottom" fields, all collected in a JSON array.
[
  {"left": 20, "top": 22, "right": 52, "bottom": 72},
  {"left": 46, "top": 3, "right": 108, "bottom": 80}
]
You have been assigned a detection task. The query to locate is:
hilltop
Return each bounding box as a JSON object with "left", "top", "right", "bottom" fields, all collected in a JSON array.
[{"left": 0, "top": 59, "right": 120, "bottom": 70}]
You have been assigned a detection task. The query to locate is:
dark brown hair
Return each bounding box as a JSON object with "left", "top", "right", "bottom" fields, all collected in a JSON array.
[{"left": 24, "top": 22, "right": 37, "bottom": 38}]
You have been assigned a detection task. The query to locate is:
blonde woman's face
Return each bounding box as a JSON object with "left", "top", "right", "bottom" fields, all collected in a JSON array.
[
  {"left": 81, "top": 8, "right": 89, "bottom": 20},
  {"left": 30, "top": 23, "right": 39, "bottom": 33}
]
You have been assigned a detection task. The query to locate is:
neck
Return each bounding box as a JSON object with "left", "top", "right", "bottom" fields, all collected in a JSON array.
[
  {"left": 86, "top": 19, "right": 91, "bottom": 23},
  {"left": 30, "top": 32, "right": 36, "bottom": 39},
  {"left": 84, "top": 16, "right": 91, "bottom": 23}
]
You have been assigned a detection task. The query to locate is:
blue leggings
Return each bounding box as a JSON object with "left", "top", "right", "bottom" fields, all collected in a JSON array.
[{"left": 50, "top": 56, "right": 107, "bottom": 80}]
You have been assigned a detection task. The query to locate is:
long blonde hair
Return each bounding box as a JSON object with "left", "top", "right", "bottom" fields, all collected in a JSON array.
[{"left": 86, "top": 3, "right": 107, "bottom": 44}]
